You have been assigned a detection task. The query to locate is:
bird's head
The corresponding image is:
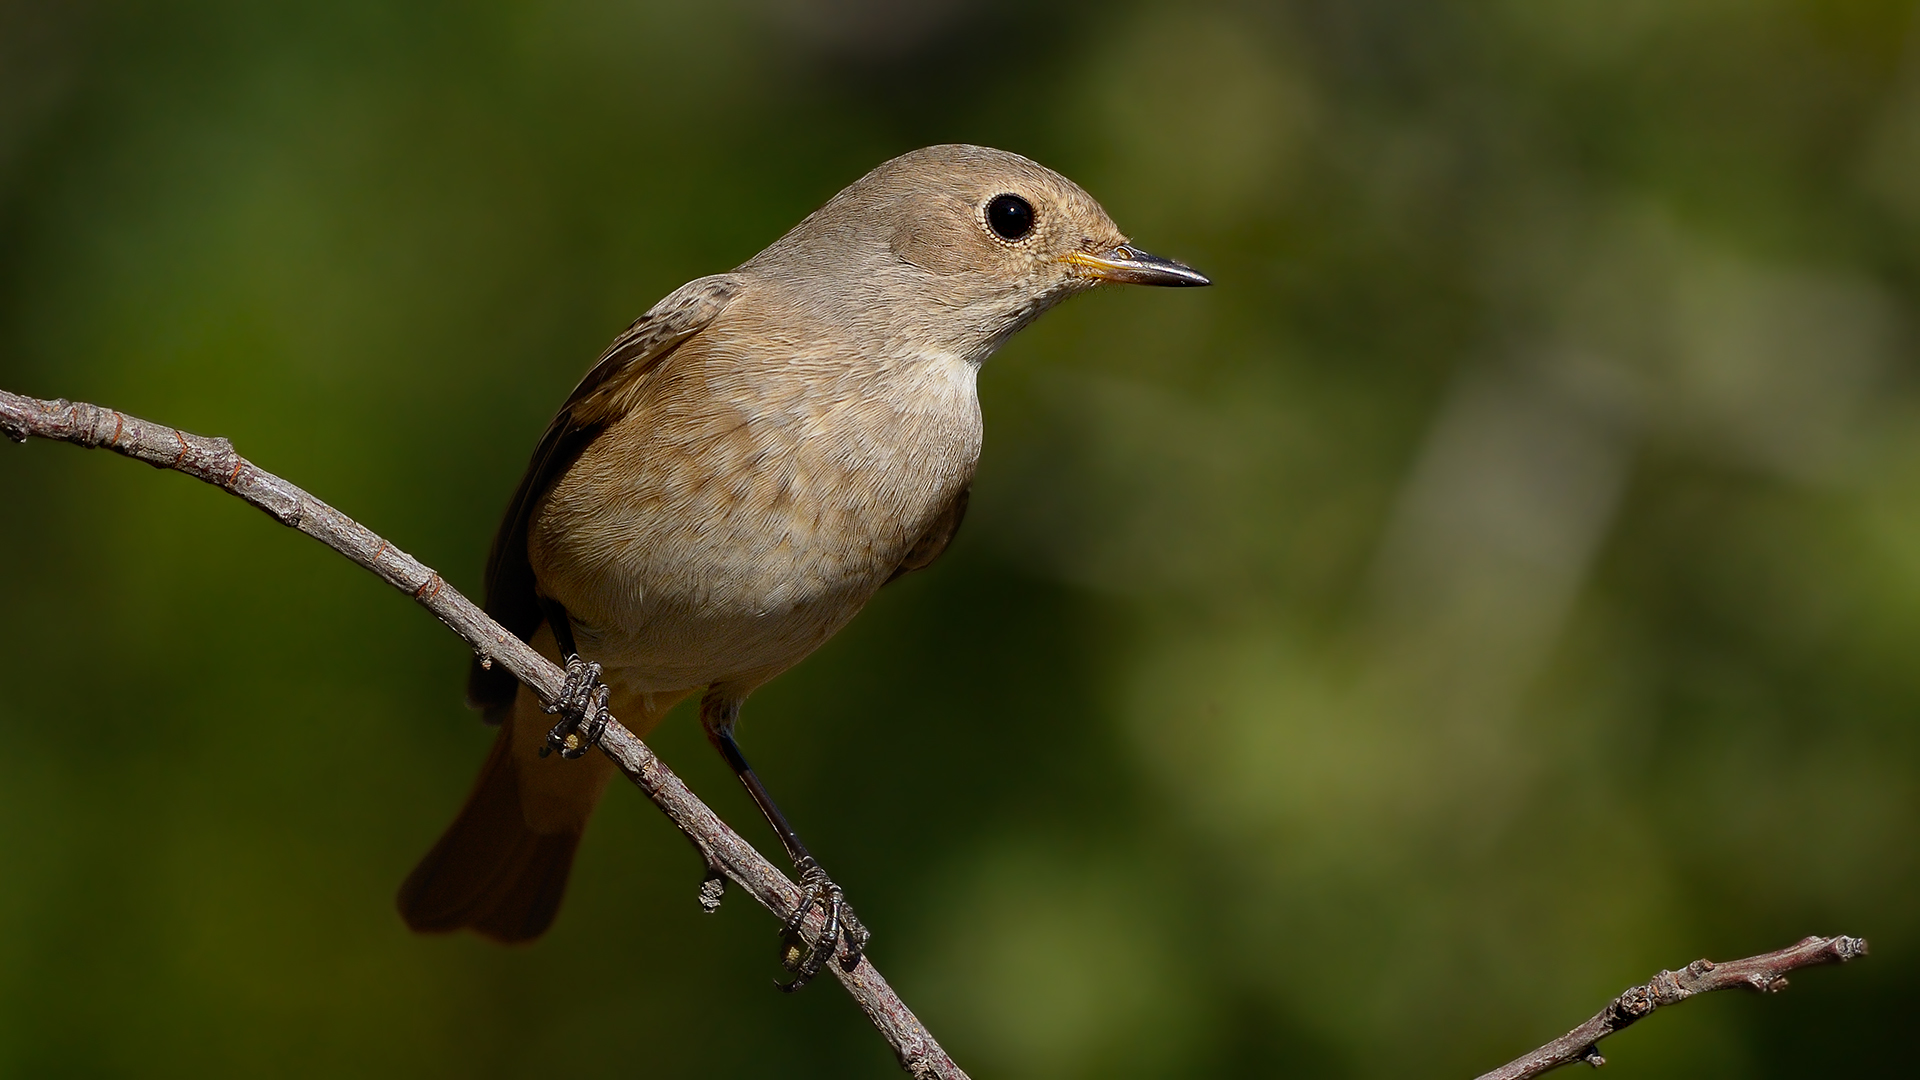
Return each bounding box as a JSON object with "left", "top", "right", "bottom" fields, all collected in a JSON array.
[{"left": 745, "top": 144, "right": 1209, "bottom": 360}]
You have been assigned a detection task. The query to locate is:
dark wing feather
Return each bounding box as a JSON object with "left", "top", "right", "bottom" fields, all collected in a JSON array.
[
  {"left": 466, "top": 274, "right": 744, "bottom": 715},
  {"left": 886, "top": 486, "right": 970, "bottom": 585}
]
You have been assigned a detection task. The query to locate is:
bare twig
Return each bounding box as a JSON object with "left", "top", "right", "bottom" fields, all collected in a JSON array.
[
  {"left": 0, "top": 389, "right": 967, "bottom": 1080},
  {"left": 1477, "top": 934, "right": 1868, "bottom": 1080},
  {"left": 6, "top": 388, "right": 1873, "bottom": 1080}
]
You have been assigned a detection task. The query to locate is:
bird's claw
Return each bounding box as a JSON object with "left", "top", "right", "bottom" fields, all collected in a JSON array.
[
  {"left": 777, "top": 856, "right": 868, "bottom": 991},
  {"left": 540, "top": 655, "right": 610, "bottom": 760}
]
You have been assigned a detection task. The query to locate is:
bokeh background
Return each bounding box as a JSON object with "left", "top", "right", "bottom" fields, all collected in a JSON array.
[{"left": 3, "top": 0, "right": 1918, "bottom": 1076}]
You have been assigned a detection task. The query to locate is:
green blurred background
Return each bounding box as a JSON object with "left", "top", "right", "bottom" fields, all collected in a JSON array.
[{"left": 3, "top": 1, "right": 1917, "bottom": 1076}]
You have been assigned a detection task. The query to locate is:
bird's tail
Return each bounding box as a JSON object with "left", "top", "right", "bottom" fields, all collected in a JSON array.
[
  {"left": 396, "top": 704, "right": 601, "bottom": 942},
  {"left": 397, "top": 655, "right": 632, "bottom": 944},
  {"left": 399, "top": 617, "right": 688, "bottom": 944}
]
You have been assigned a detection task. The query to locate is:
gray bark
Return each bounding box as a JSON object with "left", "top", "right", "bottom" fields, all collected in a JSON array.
[
  {"left": 1477, "top": 934, "right": 1868, "bottom": 1080},
  {"left": 0, "top": 388, "right": 966, "bottom": 1080}
]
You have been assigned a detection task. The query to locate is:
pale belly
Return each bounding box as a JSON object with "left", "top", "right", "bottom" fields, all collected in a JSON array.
[{"left": 526, "top": 348, "right": 981, "bottom": 694}]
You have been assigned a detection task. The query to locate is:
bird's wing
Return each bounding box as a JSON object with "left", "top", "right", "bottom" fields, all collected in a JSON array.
[
  {"left": 467, "top": 274, "right": 745, "bottom": 714},
  {"left": 886, "top": 486, "right": 971, "bottom": 585}
]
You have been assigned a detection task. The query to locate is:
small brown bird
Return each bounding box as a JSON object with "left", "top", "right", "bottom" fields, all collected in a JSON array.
[{"left": 397, "top": 144, "right": 1207, "bottom": 982}]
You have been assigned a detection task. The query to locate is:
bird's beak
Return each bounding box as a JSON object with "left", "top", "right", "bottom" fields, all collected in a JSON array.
[{"left": 1062, "top": 243, "right": 1212, "bottom": 287}]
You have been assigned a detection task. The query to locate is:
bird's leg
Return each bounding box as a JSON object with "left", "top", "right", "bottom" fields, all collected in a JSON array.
[
  {"left": 701, "top": 692, "right": 868, "bottom": 990},
  {"left": 537, "top": 597, "right": 610, "bottom": 760}
]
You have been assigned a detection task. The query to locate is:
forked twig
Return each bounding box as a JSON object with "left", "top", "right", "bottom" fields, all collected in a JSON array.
[
  {"left": 4, "top": 388, "right": 1871, "bottom": 1079},
  {"left": 0, "top": 388, "right": 967, "bottom": 1080},
  {"left": 1477, "top": 934, "right": 1868, "bottom": 1080}
]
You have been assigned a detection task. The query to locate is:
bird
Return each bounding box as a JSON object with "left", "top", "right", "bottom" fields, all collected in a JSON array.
[{"left": 396, "top": 143, "right": 1208, "bottom": 984}]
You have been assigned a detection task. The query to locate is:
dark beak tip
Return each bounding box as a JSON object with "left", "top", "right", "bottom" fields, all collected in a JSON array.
[
  {"left": 1146, "top": 263, "right": 1212, "bottom": 288},
  {"left": 1118, "top": 244, "right": 1212, "bottom": 288}
]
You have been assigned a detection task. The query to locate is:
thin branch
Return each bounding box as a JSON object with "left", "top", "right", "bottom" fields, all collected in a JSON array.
[
  {"left": 0, "top": 389, "right": 967, "bottom": 1080},
  {"left": 7, "top": 387, "right": 1874, "bottom": 1079},
  {"left": 1477, "top": 934, "right": 1868, "bottom": 1080}
]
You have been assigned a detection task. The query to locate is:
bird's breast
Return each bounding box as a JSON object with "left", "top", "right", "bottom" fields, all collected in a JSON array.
[{"left": 528, "top": 342, "right": 981, "bottom": 687}]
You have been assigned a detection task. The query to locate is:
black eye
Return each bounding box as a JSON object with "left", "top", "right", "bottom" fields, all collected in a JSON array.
[{"left": 986, "top": 194, "right": 1034, "bottom": 240}]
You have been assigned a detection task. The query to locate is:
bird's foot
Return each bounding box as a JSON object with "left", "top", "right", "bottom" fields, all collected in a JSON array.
[
  {"left": 777, "top": 856, "right": 868, "bottom": 991},
  {"left": 540, "top": 655, "right": 610, "bottom": 760}
]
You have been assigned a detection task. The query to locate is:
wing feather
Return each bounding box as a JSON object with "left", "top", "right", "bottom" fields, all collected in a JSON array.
[
  {"left": 466, "top": 274, "right": 743, "bottom": 714},
  {"left": 886, "top": 486, "right": 970, "bottom": 585}
]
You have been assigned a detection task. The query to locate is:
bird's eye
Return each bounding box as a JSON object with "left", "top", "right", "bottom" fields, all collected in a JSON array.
[{"left": 986, "top": 194, "right": 1035, "bottom": 241}]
